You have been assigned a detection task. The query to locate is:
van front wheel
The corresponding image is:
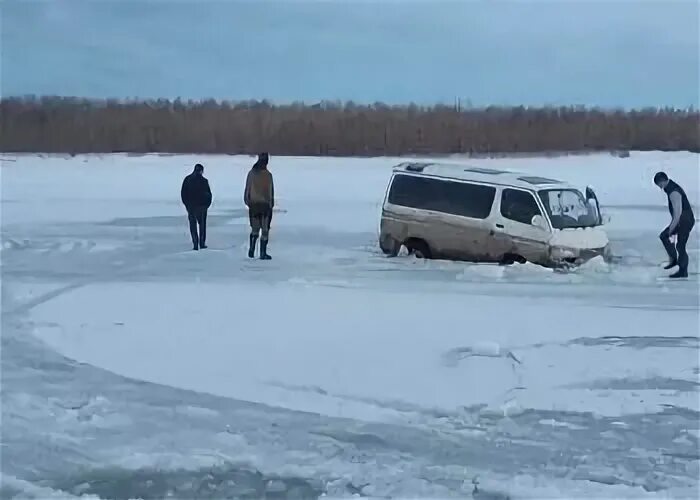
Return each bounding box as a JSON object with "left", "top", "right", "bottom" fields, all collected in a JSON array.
[
  {"left": 405, "top": 239, "right": 432, "bottom": 259},
  {"left": 500, "top": 253, "right": 526, "bottom": 265}
]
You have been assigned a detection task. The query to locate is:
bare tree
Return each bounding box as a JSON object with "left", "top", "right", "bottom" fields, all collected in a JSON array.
[{"left": 1, "top": 96, "right": 698, "bottom": 155}]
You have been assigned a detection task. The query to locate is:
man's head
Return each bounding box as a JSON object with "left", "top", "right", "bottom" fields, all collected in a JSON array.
[
  {"left": 253, "top": 152, "right": 269, "bottom": 170},
  {"left": 194, "top": 163, "right": 204, "bottom": 176},
  {"left": 654, "top": 171, "right": 669, "bottom": 190}
]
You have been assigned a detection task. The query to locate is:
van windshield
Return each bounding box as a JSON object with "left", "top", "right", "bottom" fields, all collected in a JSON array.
[{"left": 538, "top": 189, "right": 598, "bottom": 229}]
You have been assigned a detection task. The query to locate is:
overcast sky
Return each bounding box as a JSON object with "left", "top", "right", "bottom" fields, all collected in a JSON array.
[{"left": 3, "top": 0, "right": 698, "bottom": 108}]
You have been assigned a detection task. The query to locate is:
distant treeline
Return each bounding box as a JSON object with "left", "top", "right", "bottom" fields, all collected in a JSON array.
[{"left": 1, "top": 96, "right": 698, "bottom": 155}]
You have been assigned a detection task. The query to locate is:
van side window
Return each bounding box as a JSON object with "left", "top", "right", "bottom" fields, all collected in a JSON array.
[
  {"left": 387, "top": 174, "right": 495, "bottom": 219},
  {"left": 500, "top": 189, "right": 542, "bottom": 225}
]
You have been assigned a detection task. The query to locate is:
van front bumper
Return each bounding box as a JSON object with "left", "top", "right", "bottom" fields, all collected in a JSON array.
[{"left": 549, "top": 244, "right": 610, "bottom": 266}]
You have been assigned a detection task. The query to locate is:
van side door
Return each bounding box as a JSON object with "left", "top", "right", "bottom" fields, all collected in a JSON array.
[
  {"left": 494, "top": 188, "right": 551, "bottom": 263},
  {"left": 428, "top": 179, "right": 497, "bottom": 260},
  {"left": 381, "top": 174, "right": 497, "bottom": 260}
]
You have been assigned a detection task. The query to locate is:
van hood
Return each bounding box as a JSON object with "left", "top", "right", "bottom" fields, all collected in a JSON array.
[{"left": 549, "top": 227, "right": 609, "bottom": 250}]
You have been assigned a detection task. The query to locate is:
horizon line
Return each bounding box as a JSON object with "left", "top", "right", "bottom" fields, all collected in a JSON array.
[{"left": 2, "top": 95, "right": 698, "bottom": 113}]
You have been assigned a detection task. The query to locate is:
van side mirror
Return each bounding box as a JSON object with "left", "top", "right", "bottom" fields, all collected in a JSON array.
[{"left": 531, "top": 215, "right": 547, "bottom": 230}]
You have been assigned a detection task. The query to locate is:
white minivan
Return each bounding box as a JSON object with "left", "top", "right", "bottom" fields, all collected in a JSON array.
[{"left": 378, "top": 162, "right": 611, "bottom": 267}]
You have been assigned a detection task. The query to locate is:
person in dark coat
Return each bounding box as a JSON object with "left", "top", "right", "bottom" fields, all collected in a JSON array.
[
  {"left": 181, "top": 163, "right": 212, "bottom": 250},
  {"left": 654, "top": 171, "right": 695, "bottom": 278}
]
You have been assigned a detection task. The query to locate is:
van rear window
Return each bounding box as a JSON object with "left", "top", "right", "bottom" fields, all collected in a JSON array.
[{"left": 387, "top": 174, "right": 496, "bottom": 219}]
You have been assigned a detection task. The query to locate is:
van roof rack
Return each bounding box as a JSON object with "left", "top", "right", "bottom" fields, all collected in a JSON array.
[
  {"left": 464, "top": 167, "right": 508, "bottom": 175},
  {"left": 517, "top": 175, "right": 563, "bottom": 185},
  {"left": 402, "top": 162, "right": 433, "bottom": 172}
]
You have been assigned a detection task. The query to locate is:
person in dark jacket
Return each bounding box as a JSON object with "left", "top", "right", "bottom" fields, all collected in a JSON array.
[
  {"left": 181, "top": 163, "right": 212, "bottom": 250},
  {"left": 654, "top": 172, "right": 695, "bottom": 278},
  {"left": 244, "top": 153, "right": 274, "bottom": 260}
]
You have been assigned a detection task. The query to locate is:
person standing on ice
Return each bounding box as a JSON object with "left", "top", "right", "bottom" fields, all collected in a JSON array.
[
  {"left": 244, "top": 153, "right": 274, "bottom": 260},
  {"left": 181, "top": 163, "right": 212, "bottom": 251},
  {"left": 654, "top": 171, "right": 695, "bottom": 278}
]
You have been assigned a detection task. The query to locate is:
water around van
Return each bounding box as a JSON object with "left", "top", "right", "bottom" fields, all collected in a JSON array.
[{"left": 2, "top": 152, "right": 699, "bottom": 498}]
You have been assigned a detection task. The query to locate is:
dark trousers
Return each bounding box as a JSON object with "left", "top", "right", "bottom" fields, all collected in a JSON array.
[
  {"left": 187, "top": 207, "right": 207, "bottom": 248},
  {"left": 660, "top": 220, "right": 694, "bottom": 272},
  {"left": 249, "top": 205, "right": 272, "bottom": 241}
]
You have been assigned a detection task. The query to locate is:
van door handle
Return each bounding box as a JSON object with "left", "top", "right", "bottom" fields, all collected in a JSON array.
[{"left": 495, "top": 224, "right": 504, "bottom": 229}]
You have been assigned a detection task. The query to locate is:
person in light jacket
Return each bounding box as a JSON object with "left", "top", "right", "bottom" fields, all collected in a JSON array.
[
  {"left": 654, "top": 171, "right": 695, "bottom": 278},
  {"left": 244, "top": 153, "right": 274, "bottom": 260}
]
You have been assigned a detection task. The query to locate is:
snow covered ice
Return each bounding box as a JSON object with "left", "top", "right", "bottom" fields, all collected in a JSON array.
[{"left": 1, "top": 152, "right": 699, "bottom": 499}]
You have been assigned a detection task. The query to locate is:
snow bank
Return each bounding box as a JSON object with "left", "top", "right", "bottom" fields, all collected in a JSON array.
[{"left": 0, "top": 475, "right": 101, "bottom": 499}]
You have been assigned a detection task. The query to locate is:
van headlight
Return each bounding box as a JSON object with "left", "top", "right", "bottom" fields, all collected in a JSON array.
[{"left": 551, "top": 246, "right": 579, "bottom": 260}]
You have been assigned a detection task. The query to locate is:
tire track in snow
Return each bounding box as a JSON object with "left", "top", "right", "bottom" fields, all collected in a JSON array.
[{"left": 1, "top": 240, "right": 210, "bottom": 317}]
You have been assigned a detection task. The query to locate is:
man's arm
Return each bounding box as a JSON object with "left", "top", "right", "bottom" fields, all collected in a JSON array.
[
  {"left": 243, "top": 171, "right": 251, "bottom": 207},
  {"left": 270, "top": 173, "right": 274, "bottom": 209},
  {"left": 205, "top": 179, "right": 212, "bottom": 208},
  {"left": 181, "top": 178, "right": 188, "bottom": 206},
  {"left": 668, "top": 191, "right": 683, "bottom": 234}
]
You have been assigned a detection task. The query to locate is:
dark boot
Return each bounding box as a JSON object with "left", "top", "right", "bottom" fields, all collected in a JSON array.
[
  {"left": 664, "top": 260, "right": 678, "bottom": 270},
  {"left": 260, "top": 239, "right": 271, "bottom": 260},
  {"left": 248, "top": 234, "right": 258, "bottom": 258},
  {"left": 669, "top": 268, "right": 688, "bottom": 279}
]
